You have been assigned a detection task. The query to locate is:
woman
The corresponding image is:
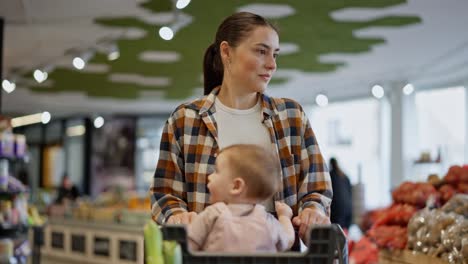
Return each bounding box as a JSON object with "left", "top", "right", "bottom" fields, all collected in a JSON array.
[
  {"left": 150, "top": 12, "right": 332, "bottom": 243},
  {"left": 329, "top": 157, "right": 353, "bottom": 229}
]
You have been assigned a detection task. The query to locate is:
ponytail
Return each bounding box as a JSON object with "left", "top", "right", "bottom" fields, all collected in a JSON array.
[{"left": 203, "top": 43, "right": 223, "bottom": 95}]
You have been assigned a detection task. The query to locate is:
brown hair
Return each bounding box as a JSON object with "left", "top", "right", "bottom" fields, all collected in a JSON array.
[
  {"left": 219, "top": 144, "right": 281, "bottom": 201},
  {"left": 203, "top": 12, "right": 278, "bottom": 95},
  {"left": 329, "top": 157, "right": 345, "bottom": 177}
]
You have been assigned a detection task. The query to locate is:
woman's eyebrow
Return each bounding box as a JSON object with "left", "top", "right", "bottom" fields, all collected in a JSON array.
[{"left": 255, "top": 43, "right": 280, "bottom": 52}]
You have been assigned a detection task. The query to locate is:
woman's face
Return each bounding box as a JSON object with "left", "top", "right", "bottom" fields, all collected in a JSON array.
[{"left": 225, "top": 26, "right": 279, "bottom": 93}]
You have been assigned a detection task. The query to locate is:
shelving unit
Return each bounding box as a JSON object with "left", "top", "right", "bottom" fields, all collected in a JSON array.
[
  {"left": 41, "top": 219, "right": 144, "bottom": 264},
  {"left": 0, "top": 117, "right": 31, "bottom": 263}
]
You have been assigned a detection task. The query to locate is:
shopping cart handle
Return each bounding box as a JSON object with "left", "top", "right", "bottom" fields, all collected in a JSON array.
[{"left": 161, "top": 224, "right": 190, "bottom": 251}]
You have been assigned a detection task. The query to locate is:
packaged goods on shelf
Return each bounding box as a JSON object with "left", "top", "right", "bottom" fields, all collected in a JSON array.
[
  {"left": 13, "top": 135, "right": 26, "bottom": 158},
  {"left": 0, "top": 116, "right": 31, "bottom": 263},
  {"left": 0, "top": 160, "right": 8, "bottom": 191},
  {"left": 0, "top": 131, "right": 14, "bottom": 158},
  {"left": 0, "top": 238, "right": 14, "bottom": 263}
]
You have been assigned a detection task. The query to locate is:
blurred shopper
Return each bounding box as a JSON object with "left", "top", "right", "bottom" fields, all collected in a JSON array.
[
  {"left": 187, "top": 144, "right": 294, "bottom": 252},
  {"left": 150, "top": 12, "right": 332, "bottom": 245},
  {"left": 55, "top": 173, "right": 80, "bottom": 204},
  {"left": 329, "top": 157, "right": 353, "bottom": 229}
]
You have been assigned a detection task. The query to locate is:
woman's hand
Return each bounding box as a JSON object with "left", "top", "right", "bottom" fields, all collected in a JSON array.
[
  {"left": 166, "top": 211, "right": 198, "bottom": 225},
  {"left": 292, "top": 207, "right": 330, "bottom": 243}
]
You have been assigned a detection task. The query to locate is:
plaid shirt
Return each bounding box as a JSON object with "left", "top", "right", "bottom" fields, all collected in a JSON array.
[{"left": 151, "top": 87, "right": 332, "bottom": 224}]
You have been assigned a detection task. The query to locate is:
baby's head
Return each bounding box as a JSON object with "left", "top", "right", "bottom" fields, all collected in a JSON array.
[{"left": 207, "top": 144, "right": 281, "bottom": 204}]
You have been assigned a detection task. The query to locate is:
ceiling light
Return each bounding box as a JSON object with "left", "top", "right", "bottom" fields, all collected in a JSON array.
[
  {"left": 33, "top": 64, "right": 54, "bottom": 83},
  {"left": 403, "top": 83, "right": 414, "bottom": 95},
  {"left": 2, "top": 79, "right": 16, "bottom": 93},
  {"left": 72, "top": 50, "right": 95, "bottom": 70},
  {"left": 107, "top": 43, "right": 120, "bottom": 61},
  {"left": 108, "top": 51, "right": 120, "bottom": 61},
  {"left": 176, "top": 0, "right": 191, "bottom": 9},
  {"left": 159, "top": 27, "right": 174, "bottom": 40},
  {"left": 73, "top": 57, "right": 86, "bottom": 70},
  {"left": 94, "top": 116, "right": 105, "bottom": 128},
  {"left": 11, "top": 113, "right": 43, "bottom": 127},
  {"left": 157, "top": 13, "right": 192, "bottom": 41},
  {"left": 372, "top": 85, "right": 384, "bottom": 99},
  {"left": 9, "top": 111, "right": 52, "bottom": 127},
  {"left": 33, "top": 69, "right": 48, "bottom": 83},
  {"left": 41, "top": 112, "right": 51, "bottom": 124},
  {"left": 66, "top": 125, "right": 86, "bottom": 137},
  {"left": 315, "top": 94, "right": 328, "bottom": 107}
]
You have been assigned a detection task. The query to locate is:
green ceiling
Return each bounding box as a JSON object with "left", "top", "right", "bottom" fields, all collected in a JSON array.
[{"left": 29, "top": 0, "right": 420, "bottom": 99}]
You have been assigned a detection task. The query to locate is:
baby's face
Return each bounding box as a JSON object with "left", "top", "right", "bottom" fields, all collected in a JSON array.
[{"left": 207, "top": 155, "right": 233, "bottom": 204}]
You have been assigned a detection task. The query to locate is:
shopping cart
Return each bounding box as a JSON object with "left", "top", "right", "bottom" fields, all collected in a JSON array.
[{"left": 161, "top": 224, "right": 348, "bottom": 264}]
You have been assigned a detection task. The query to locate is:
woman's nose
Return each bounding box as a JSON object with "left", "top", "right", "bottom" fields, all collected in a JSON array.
[{"left": 265, "top": 56, "right": 276, "bottom": 71}]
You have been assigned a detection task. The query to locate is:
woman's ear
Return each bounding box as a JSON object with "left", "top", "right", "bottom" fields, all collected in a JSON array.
[
  {"left": 220, "top": 41, "right": 231, "bottom": 66},
  {"left": 230, "top": 177, "right": 246, "bottom": 196}
]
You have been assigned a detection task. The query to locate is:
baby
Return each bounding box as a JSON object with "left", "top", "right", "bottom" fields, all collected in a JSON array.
[{"left": 187, "top": 144, "right": 295, "bottom": 252}]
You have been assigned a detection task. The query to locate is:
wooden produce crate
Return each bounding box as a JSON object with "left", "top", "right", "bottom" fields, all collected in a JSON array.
[{"left": 379, "top": 249, "right": 449, "bottom": 264}]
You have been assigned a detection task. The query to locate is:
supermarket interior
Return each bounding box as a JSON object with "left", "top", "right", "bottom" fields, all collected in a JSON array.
[{"left": 0, "top": 0, "right": 467, "bottom": 263}]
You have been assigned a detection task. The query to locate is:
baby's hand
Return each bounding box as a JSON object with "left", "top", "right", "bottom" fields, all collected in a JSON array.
[{"left": 275, "top": 202, "right": 293, "bottom": 219}]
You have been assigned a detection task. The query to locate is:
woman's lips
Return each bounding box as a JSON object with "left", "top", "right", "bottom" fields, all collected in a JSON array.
[{"left": 259, "top": 74, "right": 271, "bottom": 81}]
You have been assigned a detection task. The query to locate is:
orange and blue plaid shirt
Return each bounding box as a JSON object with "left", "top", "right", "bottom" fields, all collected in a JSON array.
[{"left": 151, "top": 87, "right": 332, "bottom": 224}]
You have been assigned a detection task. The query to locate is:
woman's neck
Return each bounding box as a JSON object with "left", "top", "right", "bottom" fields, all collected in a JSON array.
[{"left": 217, "top": 82, "right": 258, "bottom": 110}]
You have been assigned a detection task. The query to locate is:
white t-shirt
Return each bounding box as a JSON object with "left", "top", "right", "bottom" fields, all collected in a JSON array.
[{"left": 214, "top": 97, "right": 275, "bottom": 211}]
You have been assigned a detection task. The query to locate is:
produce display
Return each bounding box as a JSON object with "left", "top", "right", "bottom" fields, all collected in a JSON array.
[
  {"left": 441, "top": 194, "right": 468, "bottom": 218},
  {"left": 372, "top": 204, "right": 418, "bottom": 227},
  {"left": 407, "top": 196, "right": 467, "bottom": 263},
  {"left": 441, "top": 165, "right": 468, "bottom": 202},
  {"left": 351, "top": 164, "right": 468, "bottom": 264},
  {"left": 348, "top": 237, "right": 378, "bottom": 264},
  {"left": 391, "top": 182, "right": 438, "bottom": 208},
  {"left": 367, "top": 225, "right": 408, "bottom": 250}
]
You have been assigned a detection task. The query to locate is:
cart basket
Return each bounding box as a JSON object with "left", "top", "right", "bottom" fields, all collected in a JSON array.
[{"left": 161, "top": 224, "right": 348, "bottom": 264}]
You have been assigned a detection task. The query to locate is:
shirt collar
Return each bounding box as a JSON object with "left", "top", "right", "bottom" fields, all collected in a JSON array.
[{"left": 199, "top": 86, "right": 276, "bottom": 119}]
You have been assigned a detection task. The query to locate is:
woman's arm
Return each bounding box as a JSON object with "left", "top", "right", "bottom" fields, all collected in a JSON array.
[
  {"left": 293, "top": 108, "right": 333, "bottom": 241},
  {"left": 150, "top": 111, "right": 188, "bottom": 224},
  {"left": 297, "top": 110, "right": 333, "bottom": 215}
]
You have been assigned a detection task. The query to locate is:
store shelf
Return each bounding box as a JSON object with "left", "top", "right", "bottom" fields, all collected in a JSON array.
[
  {"left": 0, "top": 224, "right": 28, "bottom": 238},
  {"left": 0, "top": 155, "right": 27, "bottom": 163},
  {"left": 41, "top": 219, "right": 144, "bottom": 264},
  {"left": 0, "top": 189, "right": 28, "bottom": 196},
  {"left": 413, "top": 160, "right": 441, "bottom": 165}
]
